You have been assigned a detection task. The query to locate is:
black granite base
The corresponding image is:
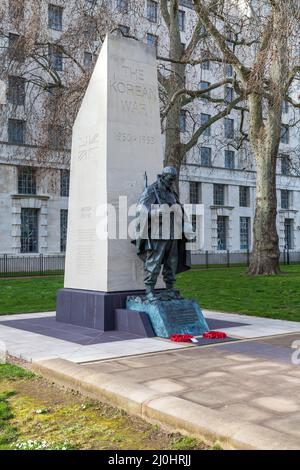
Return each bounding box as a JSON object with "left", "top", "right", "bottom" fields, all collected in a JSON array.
[
  {"left": 56, "top": 288, "right": 154, "bottom": 337},
  {"left": 115, "top": 309, "right": 155, "bottom": 337},
  {"left": 2, "top": 316, "right": 152, "bottom": 345}
]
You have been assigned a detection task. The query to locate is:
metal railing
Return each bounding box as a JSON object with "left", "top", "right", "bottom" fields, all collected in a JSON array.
[
  {"left": 192, "top": 248, "right": 297, "bottom": 268},
  {"left": 0, "top": 248, "right": 297, "bottom": 278},
  {"left": 192, "top": 250, "right": 250, "bottom": 268},
  {"left": 0, "top": 254, "right": 65, "bottom": 277}
]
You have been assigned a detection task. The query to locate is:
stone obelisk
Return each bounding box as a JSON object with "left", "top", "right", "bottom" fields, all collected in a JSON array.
[{"left": 56, "top": 35, "right": 164, "bottom": 328}]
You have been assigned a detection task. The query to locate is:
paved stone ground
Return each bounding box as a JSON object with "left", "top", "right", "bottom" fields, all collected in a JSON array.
[
  {"left": 1, "top": 310, "right": 300, "bottom": 362},
  {"left": 3, "top": 309, "right": 299, "bottom": 448},
  {"left": 84, "top": 334, "right": 300, "bottom": 445}
]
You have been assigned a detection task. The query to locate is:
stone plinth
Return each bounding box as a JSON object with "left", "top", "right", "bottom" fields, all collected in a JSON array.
[
  {"left": 64, "top": 34, "right": 164, "bottom": 293},
  {"left": 56, "top": 288, "right": 155, "bottom": 337}
]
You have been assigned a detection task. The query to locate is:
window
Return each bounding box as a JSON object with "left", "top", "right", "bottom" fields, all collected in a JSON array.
[
  {"left": 284, "top": 218, "right": 294, "bottom": 249},
  {"left": 60, "top": 209, "right": 68, "bottom": 252},
  {"left": 118, "top": 24, "right": 130, "bottom": 35},
  {"left": 280, "top": 125, "right": 289, "bottom": 144},
  {"left": 217, "top": 216, "right": 228, "bottom": 250},
  {"left": 225, "top": 86, "right": 233, "bottom": 103},
  {"left": 85, "top": 0, "right": 97, "bottom": 7},
  {"left": 282, "top": 100, "right": 289, "bottom": 114},
  {"left": 214, "top": 184, "right": 225, "bottom": 206},
  {"left": 18, "top": 167, "right": 36, "bottom": 195},
  {"left": 8, "top": 33, "right": 24, "bottom": 61},
  {"left": 147, "top": 0, "right": 158, "bottom": 23},
  {"left": 226, "top": 64, "right": 233, "bottom": 77},
  {"left": 201, "top": 60, "right": 210, "bottom": 70},
  {"left": 225, "top": 150, "right": 235, "bottom": 169},
  {"left": 200, "top": 146, "right": 211, "bottom": 167},
  {"left": 281, "top": 154, "right": 291, "bottom": 176},
  {"left": 147, "top": 33, "right": 158, "bottom": 49},
  {"left": 240, "top": 217, "right": 250, "bottom": 250},
  {"left": 48, "top": 4, "right": 63, "bottom": 31},
  {"left": 281, "top": 189, "right": 291, "bottom": 209},
  {"left": 225, "top": 29, "right": 234, "bottom": 49},
  {"left": 199, "top": 80, "right": 210, "bottom": 98},
  {"left": 189, "top": 182, "right": 201, "bottom": 204},
  {"left": 179, "top": 110, "right": 187, "bottom": 132},
  {"left": 49, "top": 44, "right": 63, "bottom": 71},
  {"left": 191, "top": 214, "right": 197, "bottom": 232},
  {"left": 84, "top": 52, "right": 93, "bottom": 68},
  {"left": 9, "top": 0, "right": 24, "bottom": 19},
  {"left": 48, "top": 5, "right": 63, "bottom": 31},
  {"left": 60, "top": 170, "right": 70, "bottom": 197},
  {"left": 84, "top": 20, "right": 98, "bottom": 42},
  {"left": 8, "top": 76, "right": 25, "bottom": 105},
  {"left": 21, "top": 208, "right": 39, "bottom": 253},
  {"left": 199, "top": 24, "right": 207, "bottom": 35},
  {"left": 239, "top": 186, "right": 250, "bottom": 207},
  {"left": 48, "top": 125, "right": 64, "bottom": 149},
  {"left": 116, "top": 0, "right": 128, "bottom": 12},
  {"left": 224, "top": 118, "right": 234, "bottom": 139},
  {"left": 8, "top": 119, "right": 25, "bottom": 144},
  {"left": 200, "top": 113, "right": 211, "bottom": 137},
  {"left": 226, "top": 40, "right": 234, "bottom": 50},
  {"left": 178, "top": 10, "right": 185, "bottom": 31},
  {"left": 9, "top": 32, "right": 19, "bottom": 48}
]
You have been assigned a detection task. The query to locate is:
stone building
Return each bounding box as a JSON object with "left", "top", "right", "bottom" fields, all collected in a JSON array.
[{"left": 0, "top": 0, "right": 299, "bottom": 262}]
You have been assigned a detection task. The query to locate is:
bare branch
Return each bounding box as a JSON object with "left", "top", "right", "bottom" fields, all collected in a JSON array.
[
  {"left": 192, "top": 0, "right": 250, "bottom": 83},
  {"left": 183, "top": 96, "right": 244, "bottom": 154}
]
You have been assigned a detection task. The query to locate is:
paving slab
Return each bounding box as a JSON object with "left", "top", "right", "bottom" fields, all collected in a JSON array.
[
  {"left": 182, "top": 386, "right": 252, "bottom": 408},
  {"left": 264, "top": 415, "right": 300, "bottom": 438},
  {"left": 1, "top": 309, "right": 300, "bottom": 362},
  {"left": 144, "top": 378, "right": 186, "bottom": 393},
  {"left": 252, "top": 396, "right": 300, "bottom": 413},
  {"left": 80, "top": 332, "right": 300, "bottom": 449},
  {"left": 220, "top": 403, "right": 272, "bottom": 423},
  {"left": 2, "top": 309, "right": 300, "bottom": 449},
  {"left": 33, "top": 354, "right": 300, "bottom": 449}
]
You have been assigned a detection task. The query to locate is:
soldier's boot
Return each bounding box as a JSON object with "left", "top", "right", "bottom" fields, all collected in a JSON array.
[
  {"left": 145, "top": 285, "right": 157, "bottom": 302},
  {"left": 165, "top": 283, "right": 182, "bottom": 300}
]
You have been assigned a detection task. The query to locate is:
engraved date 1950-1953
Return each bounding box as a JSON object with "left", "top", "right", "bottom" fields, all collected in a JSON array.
[{"left": 115, "top": 132, "right": 156, "bottom": 145}]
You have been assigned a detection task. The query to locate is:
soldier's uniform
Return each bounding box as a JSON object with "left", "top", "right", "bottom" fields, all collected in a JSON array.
[{"left": 133, "top": 168, "right": 191, "bottom": 294}]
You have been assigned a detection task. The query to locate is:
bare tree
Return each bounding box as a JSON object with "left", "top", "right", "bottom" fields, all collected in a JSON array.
[
  {"left": 156, "top": 0, "right": 245, "bottom": 178},
  {"left": 3, "top": 0, "right": 299, "bottom": 273},
  {"left": 192, "top": 0, "right": 300, "bottom": 274},
  {"left": 0, "top": 1, "right": 244, "bottom": 169},
  {"left": 0, "top": 0, "right": 117, "bottom": 168}
]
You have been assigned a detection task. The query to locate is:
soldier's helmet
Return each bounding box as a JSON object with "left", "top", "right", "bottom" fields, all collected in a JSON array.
[{"left": 162, "top": 167, "right": 177, "bottom": 178}]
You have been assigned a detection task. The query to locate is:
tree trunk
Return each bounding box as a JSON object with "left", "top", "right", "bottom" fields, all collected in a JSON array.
[
  {"left": 162, "top": 1, "right": 186, "bottom": 188},
  {"left": 247, "top": 94, "right": 281, "bottom": 275},
  {"left": 247, "top": 6, "right": 287, "bottom": 276},
  {"left": 248, "top": 146, "right": 280, "bottom": 274},
  {"left": 164, "top": 99, "right": 183, "bottom": 176}
]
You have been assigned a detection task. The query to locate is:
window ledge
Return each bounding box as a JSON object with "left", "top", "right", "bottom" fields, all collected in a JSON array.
[
  {"left": 210, "top": 205, "right": 234, "bottom": 210},
  {"left": 11, "top": 194, "right": 50, "bottom": 200},
  {"left": 279, "top": 209, "right": 298, "bottom": 213}
]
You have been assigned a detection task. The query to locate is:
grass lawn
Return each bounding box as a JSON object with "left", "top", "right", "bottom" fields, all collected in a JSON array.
[
  {"left": 0, "top": 363, "right": 209, "bottom": 450},
  {"left": 0, "top": 276, "right": 63, "bottom": 315},
  {"left": 177, "top": 265, "right": 300, "bottom": 322},
  {"left": 0, "top": 265, "right": 300, "bottom": 321}
]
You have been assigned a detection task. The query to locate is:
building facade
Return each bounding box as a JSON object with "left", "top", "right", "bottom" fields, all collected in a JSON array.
[{"left": 0, "top": 0, "right": 299, "bottom": 260}]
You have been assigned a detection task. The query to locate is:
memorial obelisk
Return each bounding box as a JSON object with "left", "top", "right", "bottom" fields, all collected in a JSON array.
[{"left": 56, "top": 35, "right": 164, "bottom": 328}]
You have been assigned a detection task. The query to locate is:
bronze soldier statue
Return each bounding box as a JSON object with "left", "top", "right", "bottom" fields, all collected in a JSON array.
[{"left": 133, "top": 167, "right": 192, "bottom": 301}]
